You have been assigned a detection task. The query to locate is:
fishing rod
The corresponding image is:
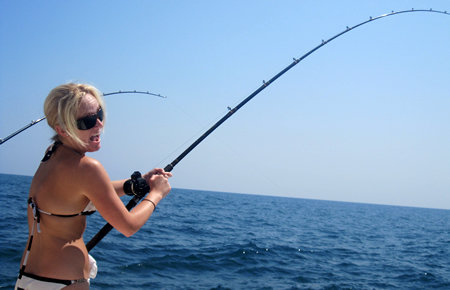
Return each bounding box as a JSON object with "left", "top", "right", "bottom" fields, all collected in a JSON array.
[
  {"left": 86, "top": 8, "right": 449, "bottom": 251},
  {"left": 102, "top": 90, "right": 166, "bottom": 98},
  {"left": 0, "top": 90, "right": 166, "bottom": 145}
]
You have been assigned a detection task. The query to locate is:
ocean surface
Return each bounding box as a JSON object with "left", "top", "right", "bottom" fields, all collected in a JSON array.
[{"left": 0, "top": 173, "right": 449, "bottom": 289}]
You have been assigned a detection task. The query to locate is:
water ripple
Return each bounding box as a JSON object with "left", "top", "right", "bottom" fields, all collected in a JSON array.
[{"left": 1, "top": 175, "right": 449, "bottom": 289}]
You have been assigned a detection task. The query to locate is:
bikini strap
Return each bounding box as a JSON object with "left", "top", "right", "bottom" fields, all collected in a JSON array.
[
  {"left": 20, "top": 271, "right": 88, "bottom": 286},
  {"left": 28, "top": 198, "right": 41, "bottom": 232},
  {"left": 41, "top": 141, "right": 62, "bottom": 162},
  {"left": 18, "top": 199, "right": 40, "bottom": 279},
  {"left": 28, "top": 198, "right": 96, "bottom": 218}
]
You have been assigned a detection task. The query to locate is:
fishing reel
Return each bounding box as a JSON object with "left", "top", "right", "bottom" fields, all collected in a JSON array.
[{"left": 123, "top": 171, "right": 150, "bottom": 198}]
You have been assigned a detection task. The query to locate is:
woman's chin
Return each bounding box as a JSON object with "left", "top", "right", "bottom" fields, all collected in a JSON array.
[{"left": 86, "top": 138, "right": 101, "bottom": 152}]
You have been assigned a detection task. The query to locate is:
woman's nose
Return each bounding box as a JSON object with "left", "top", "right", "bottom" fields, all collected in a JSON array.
[{"left": 95, "top": 117, "right": 103, "bottom": 128}]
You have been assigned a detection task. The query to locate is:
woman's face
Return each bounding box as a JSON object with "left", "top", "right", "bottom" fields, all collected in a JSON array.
[{"left": 76, "top": 94, "right": 104, "bottom": 152}]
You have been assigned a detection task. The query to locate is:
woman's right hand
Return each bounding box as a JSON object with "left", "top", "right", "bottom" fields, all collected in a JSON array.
[{"left": 147, "top": 172, "right": 172, "bottom": 201}]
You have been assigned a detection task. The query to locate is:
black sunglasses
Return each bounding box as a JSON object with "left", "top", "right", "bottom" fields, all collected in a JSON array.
[{"left": 76, "top": 108, "right": 104, "bottom": 130}]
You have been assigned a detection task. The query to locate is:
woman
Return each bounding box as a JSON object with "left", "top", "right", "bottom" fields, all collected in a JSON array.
[{"left": 15, "top": 83, "right": 172, "bottom": 289}]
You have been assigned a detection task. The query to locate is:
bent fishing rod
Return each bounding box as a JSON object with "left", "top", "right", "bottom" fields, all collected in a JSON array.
[
  {"left": 86, "top": 8, "right": 449, "bottom": 251},
  {"left": 0, "top": 90, "right": 166, "bottom": 145}
]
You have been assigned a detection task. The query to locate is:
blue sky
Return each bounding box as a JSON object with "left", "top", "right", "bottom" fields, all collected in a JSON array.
[{"left": 1, "top": 0, "right": 449, "bottom": 210}]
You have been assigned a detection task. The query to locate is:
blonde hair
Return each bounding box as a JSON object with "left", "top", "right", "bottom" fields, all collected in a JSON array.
[{"left": 44, "top": 83, "right": 106, "bottom": 147}]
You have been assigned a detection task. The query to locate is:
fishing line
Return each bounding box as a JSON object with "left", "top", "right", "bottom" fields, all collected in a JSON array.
[
  {"left": 152, "top": 94, "right": 244, "bottom": 169},
  {"left": 88, "top": 8, "right": 450, "bottom": 251},
  {"left": 163, "top": 97, "right": 285, "bottom": 195},
  {"left": 162, "top": 8, "right": 449, "bottom": 173},
  {"left": 0, "top": 90, "right": 166, "bottom": 145}
]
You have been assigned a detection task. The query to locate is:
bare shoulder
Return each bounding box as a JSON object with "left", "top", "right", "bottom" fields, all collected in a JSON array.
[
  {"left": 79, "top": 155, "right": 103, "bottom": 171},
  {"left": 78, "top": 156, "right": 110, "bottom": 185},
  {"left": 77, "top": 156, "right": 124, "bottom": 215}
]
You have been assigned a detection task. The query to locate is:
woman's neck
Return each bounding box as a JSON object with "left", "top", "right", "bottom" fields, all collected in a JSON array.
[{"left": 59, "top": 141, "right": 85, "bottom": 157}]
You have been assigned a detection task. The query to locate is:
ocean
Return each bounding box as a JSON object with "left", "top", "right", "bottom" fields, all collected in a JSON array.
[{"left": 0, "top": 173, "right": 449, "bottom": 289}]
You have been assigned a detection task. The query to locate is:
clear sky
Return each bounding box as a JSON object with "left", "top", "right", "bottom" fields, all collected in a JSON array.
[{"left": 1, "top": 0, "right": 449, "bottom": 210}]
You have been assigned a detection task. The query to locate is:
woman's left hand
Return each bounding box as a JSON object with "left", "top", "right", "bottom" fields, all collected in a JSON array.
[{"left": 142, "top": 168, "right": 172, "bottom": 185}]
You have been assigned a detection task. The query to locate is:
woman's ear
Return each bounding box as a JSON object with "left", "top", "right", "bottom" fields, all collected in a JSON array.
[{"left": 55, "top": 125, "right": 68, "bottom": 137}]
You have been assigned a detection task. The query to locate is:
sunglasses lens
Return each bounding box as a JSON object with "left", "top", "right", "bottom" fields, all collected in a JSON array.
[
  {"left": 77, "top": 115, "right": 97, "bottom": 130},
  {"left": 77, "top": 108, "right": 103, "bottom": 130},
  {"left": 97, "top": 108, "right": 103, "bottom": 122}
]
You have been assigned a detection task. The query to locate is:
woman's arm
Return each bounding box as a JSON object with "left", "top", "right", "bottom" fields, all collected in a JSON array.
[
  {"left": 111, "top": 179, "right": 128, "bottom": 197},
  {"left": 80, "top": 158, "right": 171, "bottom": 237}
]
